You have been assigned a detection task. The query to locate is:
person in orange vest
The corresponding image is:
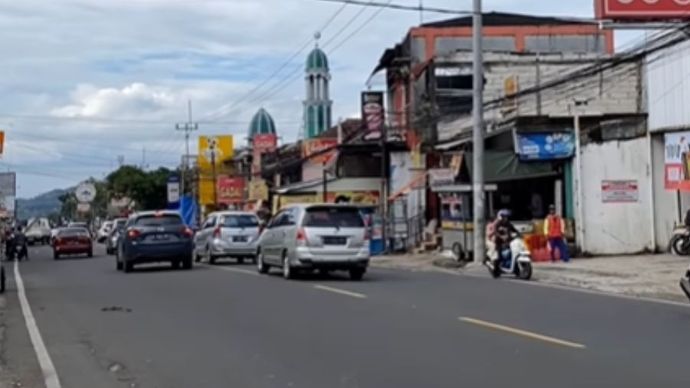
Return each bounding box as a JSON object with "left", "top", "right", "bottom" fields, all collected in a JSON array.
[{"left": 544, "top": 204, "right": 569, "bottom": 262}]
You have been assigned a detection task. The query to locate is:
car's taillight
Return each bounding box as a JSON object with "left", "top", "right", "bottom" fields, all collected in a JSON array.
[
  {"left": 55, "top": 238, "right": 62, "bottom": 245},
  {"left": 127, "top": 229, "right": 141, "bottom": 239},
  {"left": 296, "top": 228, "right": 306, "bottom": 246},
  {"left": 182, "top": 227, "right": 194, "bottom": 238},
  {"left": 213, "top": 226, "right": 221, "bottom": 238}
]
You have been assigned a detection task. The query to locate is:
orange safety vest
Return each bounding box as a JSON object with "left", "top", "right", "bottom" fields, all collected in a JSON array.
[{"left": 545, "top": 215, "right": 564, "bottom": 238}]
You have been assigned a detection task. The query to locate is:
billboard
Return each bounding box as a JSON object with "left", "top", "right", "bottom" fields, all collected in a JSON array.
[
  {"left": 0, "top": 172, "right": 16, "bottom": 197},
  {"left": 252, "top": 134, "right": 277, "bottom": 154},
  {"left": 664, "top": 131, "right": 690, "bottom": 190},
  {"left": 516, "top": 132, "right": 575, "bottom": 161},
  {"left": 596, "top": 0, "right": 690, "bottom": 20},
  {"left": 361, "top": 91, "right": 385, "bottom": 141},
  {"left": 302, "top": 138, "right": 337, "bottom": 165},
  {"left": 217, "top": 176, "right": 245, "bottom": 204},
  {"left": 198, "top": 135, "right": 234, "bottom": 171}
]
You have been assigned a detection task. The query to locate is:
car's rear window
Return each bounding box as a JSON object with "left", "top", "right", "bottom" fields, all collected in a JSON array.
[
  {"left": 58, "top": 228, "right": 90, "bottom": 237},
  {"left": 135, "top": 214, "right": 182, "bottom": 226},
  {"left": 303, "top": 207, "right": 364, "bottom": 228},
  {"left": 222, "top": 215, "right": 259, "bottom": 228}
]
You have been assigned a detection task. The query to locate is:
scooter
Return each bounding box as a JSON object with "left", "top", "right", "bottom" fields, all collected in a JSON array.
[{"left": 485, "top": 233, "right": 533, "bottom": 280}]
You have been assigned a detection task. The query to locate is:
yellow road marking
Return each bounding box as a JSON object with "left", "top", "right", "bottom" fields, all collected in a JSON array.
[
  {"left": 459, "top": 317, "right": 586, "bottom": 349},
  {"left": 314, "top": 285, "right": 367, "bottom": 299}
]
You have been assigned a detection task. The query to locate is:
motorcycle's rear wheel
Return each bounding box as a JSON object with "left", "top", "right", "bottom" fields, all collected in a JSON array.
[
  {"left": 671, "top": 235, "right": 690, "bottom": 255},
  {"left": 517, "top": 262, "right": 533, "bottom": 280}
]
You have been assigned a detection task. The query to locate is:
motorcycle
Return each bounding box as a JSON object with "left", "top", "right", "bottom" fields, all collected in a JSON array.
[
  {"left": 6, "top": 233, "right": 28, "bottom": 262},
  {"left": 680, "top": 265, "right": 690, "bottom": 302},
  {"left": 669, "top": 225, "right": 690, "bottom": 255},
  {"left": 485, "top": 232, "right": 533, "bottom": 280}
]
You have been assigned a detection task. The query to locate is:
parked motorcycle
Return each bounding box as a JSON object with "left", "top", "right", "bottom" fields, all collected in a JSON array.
[{"left": 485, "top": 232, "right": 533, "bottom": 280}]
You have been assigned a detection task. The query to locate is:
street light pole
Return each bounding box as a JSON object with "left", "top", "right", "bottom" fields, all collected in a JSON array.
[
  {"left": 471, "top": 0, "right": 486, "bottom": 262},
  {"left": 176, "top": 100, "right": 199, "bottom": 195}
]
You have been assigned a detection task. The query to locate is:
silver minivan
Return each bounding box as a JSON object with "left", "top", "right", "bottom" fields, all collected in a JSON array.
[
  {"left": 194, "top": 211, "right": 261, "bottom": 264},
  {"left": 256, "top": 204, "right": 370, "bottom": 280}
]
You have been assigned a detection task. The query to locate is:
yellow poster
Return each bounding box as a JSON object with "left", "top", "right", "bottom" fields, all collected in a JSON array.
[
  {"left": 248, "top": 179, "right": 269, "bottom": 201},
  {"left": 198, "top": 178, "right": 216, "bottom": 206},
  {"left": 198, "top": 135, "right": 234, "bottom": 172},
  {"left": 275, "top": 191, "right": 380, "bottom": 211}
]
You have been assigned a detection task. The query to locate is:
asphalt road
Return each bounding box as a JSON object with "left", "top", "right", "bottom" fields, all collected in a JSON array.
[{"left": 2, "top": 245, "right": 690, "bottom": 388}]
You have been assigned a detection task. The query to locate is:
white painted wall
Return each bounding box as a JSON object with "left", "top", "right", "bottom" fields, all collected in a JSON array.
[
  {"left": 579, "top": 137, "right": 653, "bottom": 255},
  {"left": 647, "top": 39, "right": 690, "bottom": 131}
]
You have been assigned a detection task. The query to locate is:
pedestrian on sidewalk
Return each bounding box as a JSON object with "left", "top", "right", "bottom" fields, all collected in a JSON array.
[{"left": 544, "top": 205, "right": 569, "bottom": 263}]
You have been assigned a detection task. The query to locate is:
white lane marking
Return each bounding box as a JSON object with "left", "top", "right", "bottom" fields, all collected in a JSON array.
[
  {"left": 459, "top": 316, "right": 586, "bottom": 350},
  {"left": 202, "top": 264, "right": 260, "bottom": 276},
  {"left": 313, "top": 285, "right": 367, "bottom": 299},
  {"left": 14, "top": 260, "right": 63, "bottom": 388}
]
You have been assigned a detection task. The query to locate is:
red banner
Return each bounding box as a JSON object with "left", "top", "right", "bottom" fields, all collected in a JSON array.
[
  {"left": 217, "top": 176, "right": 245, "bottom": 204},
  {"left": 252, "top": 134, "right": 277, "bottom": 154},
  {"left": 597, "top": 0, "right": 690, "bottom": 20}
]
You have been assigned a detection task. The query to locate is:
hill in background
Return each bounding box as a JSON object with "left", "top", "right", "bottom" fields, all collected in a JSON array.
[{"left": 16, "top": 188, "right": 70, "bottom": 220}]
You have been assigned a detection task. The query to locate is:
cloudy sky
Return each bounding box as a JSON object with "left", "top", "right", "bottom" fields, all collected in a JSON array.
[{"left": 0, "top": 0, "right": 639, "bottom": 198}]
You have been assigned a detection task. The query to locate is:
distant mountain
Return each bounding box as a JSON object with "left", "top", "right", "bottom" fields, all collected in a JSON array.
[{"left": 16, "top": 188, "right": 70, "bottom": 220}]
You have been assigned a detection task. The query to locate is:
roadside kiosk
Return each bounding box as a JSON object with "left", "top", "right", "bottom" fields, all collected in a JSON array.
[{"left": 432, "top": 184, "right": 497, "bottom": 261}]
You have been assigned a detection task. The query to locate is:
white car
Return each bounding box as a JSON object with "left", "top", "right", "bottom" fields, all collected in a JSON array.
[{"left": 96, "top": 221, "right": 113, "bottom": 243}]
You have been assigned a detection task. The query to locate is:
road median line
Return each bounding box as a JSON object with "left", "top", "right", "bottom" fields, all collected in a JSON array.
[
  {"left": 459, "top": 316, "right": 586, "bottom": 350},
  {"left": 314, "top": 285, "right": 367, "bottom": 299},
  {"left": 202, "top": 264, "right": 260, "bottom": 276}
]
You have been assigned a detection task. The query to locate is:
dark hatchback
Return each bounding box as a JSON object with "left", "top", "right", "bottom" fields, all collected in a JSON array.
[{"left": 116, "top": 211, "right": 194, "bottom": 273}]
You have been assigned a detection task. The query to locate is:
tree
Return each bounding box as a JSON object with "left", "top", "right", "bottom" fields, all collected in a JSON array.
[{"left": 106, "top": 166, "right": 176, "bottom": 211}]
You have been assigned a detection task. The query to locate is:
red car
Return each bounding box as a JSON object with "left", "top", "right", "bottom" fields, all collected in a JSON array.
[{"left": 53, "top": 227, "right": 93, "bottom": 260}]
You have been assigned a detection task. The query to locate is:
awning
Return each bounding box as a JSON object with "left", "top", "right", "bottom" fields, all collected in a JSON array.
[{"left": 463, "top": 151, "right": 558, "bottom": 183}]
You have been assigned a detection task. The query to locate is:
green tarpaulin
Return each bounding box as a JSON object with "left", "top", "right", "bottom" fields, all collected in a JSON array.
[{"left": 463, "top": 151, "right": 557, "bottom": 183}]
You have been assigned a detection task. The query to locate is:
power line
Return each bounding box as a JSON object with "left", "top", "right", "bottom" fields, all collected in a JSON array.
[
  {"left": 202, "top": 2, "right": 351, "bottom": 122},
  {"left": 327, "top": 0, "right": 392, "bottom": 53},
  {"left": 310, "top": 0, "right": 468, "bottom": 15}
]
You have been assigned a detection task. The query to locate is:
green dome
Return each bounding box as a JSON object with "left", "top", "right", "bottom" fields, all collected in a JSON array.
[
  {"left": 248, "top": 108, "right": 276, "bottom": 137},
  {"left": 306, "top": 47, "right": 329, "bottom": 72}
]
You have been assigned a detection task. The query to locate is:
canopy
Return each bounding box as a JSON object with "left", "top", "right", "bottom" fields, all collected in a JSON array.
[{"left": 463, "top": 151, "right": 557, "bottom": 183}]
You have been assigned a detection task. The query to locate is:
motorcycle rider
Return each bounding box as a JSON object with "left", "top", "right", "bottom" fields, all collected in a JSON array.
[
  {"left": 486, "top": 209, "right": 519, "bottom": 263},
  {"left": 13, "top": 226, "right": 28, "bottom": 261}
]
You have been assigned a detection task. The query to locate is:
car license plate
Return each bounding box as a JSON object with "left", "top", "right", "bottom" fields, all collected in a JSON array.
[
  {"left": 233, "top": 236, "right": 247, "bottom": 243},
  {"left": 151, "top": 234, "right": 170, "bottom": 241},
  {"left": 323, "top": 236, "right": 346, "bottom": 245}
]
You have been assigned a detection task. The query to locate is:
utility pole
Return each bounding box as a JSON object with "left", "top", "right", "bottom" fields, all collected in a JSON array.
[
  {"left": 176, "top": 100, "right": 199, "bottom": 195},
  {"left": 471, "top": 0, "right": 485, "bottom": 262},
  {"left": 572, "top": 99, "right": 587, "bottom": 255},
  {"left": 323, "top": 161, "right": 328, "bottom": 202},
  {"left": 211, "top": 141, "right": 218, "bottom": 209}
]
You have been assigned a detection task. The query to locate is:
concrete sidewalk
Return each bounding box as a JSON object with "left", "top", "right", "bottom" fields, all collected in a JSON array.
[{"left": 371, "top": 252, "right": 690, "bottom": 303}]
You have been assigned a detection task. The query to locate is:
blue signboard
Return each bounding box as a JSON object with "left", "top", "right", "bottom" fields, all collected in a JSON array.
[
  {"left": 516, "top": 132, "right": 575, "bottom": 161},
  {"left": 166, "top": 175, "right": 180, "bottom": 208}
]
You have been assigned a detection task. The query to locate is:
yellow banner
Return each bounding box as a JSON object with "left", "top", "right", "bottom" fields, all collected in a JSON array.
[
  {"left": 198, "top": 178, "right": 216, "bottom": 206},
  {"left": 198, "top": 135, "right": 234, "bottom": 172},
  {"left": 276, "top": 191, "right": 380, "bottom": 210}
]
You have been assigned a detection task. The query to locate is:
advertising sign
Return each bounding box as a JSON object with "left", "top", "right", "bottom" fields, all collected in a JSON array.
[
  {"left": 217, "top": 176, "right": 245, "bottom": 204},
  {"left": 602, "top": 180, "right": 639, "bottom": 203},
  {"left": 252, "top": 134, "right": 277, "bottom": 154},
  {"left": 516, "top": 132, "right": 575, "bottom": 161},
  {"left": 596, "top": 0, "right": 690, "bottom": 20},
  {"left": 0, "top": 130, "right": 5, "bottom": 155},
  {"left": 428, "top": 168, "right": 455, "bottom": 187},
  {"left": 198, "top": 135, "right": 234, "bottom": 172},
  {"left": 0, "top": 172, "right": 16, "bottom": 197},
  {"left": 167, "top": 175, "right": 180, "bottom": 205},
  {"left": 75, "top": 182, "right": 97, "bottom": 203},
  {"left": 361, "top": 91, "right": 385, "bottom": 141},
  {"left": 664, "top": 131, "right": 690, "bottom": 190},
  {"left": 277, "top": 191, "right": 380, "bottom": 209},
  {"left": 248, "top": 179, "right": 269, "bottom": 201},
  {"left": 302, "top": 138, "right": 337, "bottom": 165}
]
